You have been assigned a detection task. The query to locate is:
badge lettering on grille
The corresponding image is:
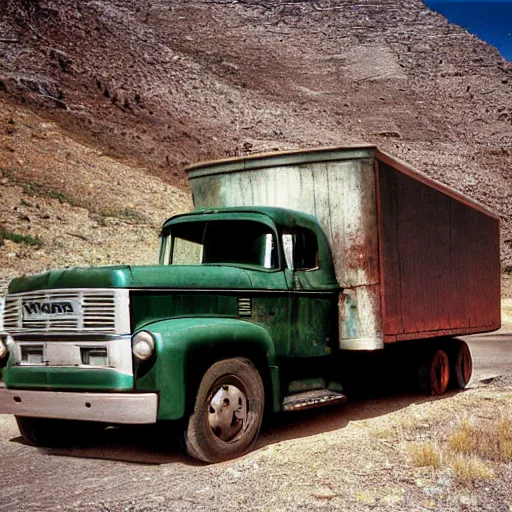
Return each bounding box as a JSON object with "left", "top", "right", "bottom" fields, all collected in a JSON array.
[{"left": 22, "top": 300, "right": 80, "bottom": 320}]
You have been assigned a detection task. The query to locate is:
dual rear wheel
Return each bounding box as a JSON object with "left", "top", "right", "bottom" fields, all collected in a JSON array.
[{"left": 418, "top": 339, "right": 473, "bottom": 396}]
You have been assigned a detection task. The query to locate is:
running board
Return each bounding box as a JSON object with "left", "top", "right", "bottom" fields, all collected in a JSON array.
[{"left": 282, "top": 389, "right": 347, "bottom": 412}]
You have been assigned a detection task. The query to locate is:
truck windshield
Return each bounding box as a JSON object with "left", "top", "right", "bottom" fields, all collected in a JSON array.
[{"left": 162, "top": 220, "right": 279, "bottom": 269}]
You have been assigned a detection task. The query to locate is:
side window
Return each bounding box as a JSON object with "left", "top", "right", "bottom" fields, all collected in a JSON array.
[{"left": 282, "top": 228, "right": 319, "bottom": 271}]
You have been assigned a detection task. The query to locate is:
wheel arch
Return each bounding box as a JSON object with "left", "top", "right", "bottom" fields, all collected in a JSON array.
[{"left": 138, "top": 318, "right": 281, "bottom": 420}]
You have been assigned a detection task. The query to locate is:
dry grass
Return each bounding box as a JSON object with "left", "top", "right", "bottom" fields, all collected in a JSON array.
[
  {"left": 449, "top": 455, "right": 494, "bottom": 484},
  {"left": 448, "top": 417, "right": 512, "bottom": 462},
  {"left": 408, "top": 442, "right": 442, "bottom": 469},
  {"left": 406, "top": 414, "right": 512, "bottom": 486}
]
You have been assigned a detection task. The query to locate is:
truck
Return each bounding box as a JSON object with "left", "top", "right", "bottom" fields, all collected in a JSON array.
[{"left": 0, "top": 145, "right": 501, "bottom": 463}]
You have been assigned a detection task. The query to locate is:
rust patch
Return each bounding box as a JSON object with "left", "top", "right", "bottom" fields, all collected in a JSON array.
[{"left": 378, "top": 162, "right": 500, "bottom": 340}]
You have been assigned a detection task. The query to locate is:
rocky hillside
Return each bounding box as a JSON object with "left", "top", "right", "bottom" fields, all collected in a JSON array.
[{"left": 0, "top": 0, "right": 511, "bottom": 293}]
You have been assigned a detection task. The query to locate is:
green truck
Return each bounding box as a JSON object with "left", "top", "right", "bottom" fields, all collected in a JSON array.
[{"left": 0, "top": 146, "right": 501, "bottom": 462}]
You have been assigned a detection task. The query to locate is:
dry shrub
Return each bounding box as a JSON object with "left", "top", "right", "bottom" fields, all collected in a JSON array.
[
  {"left": 448, "top": 417, "right": 512, "bottom": 462},
  {"left": 408, "top": 442, "right": 442, "bottom": 469},
  {"left": 404, "top": 416, "right": 512, "bottom": 485},
  {"left": 448, "top": 419, "right": 475, "bottom": 454},
  {"left": 449, "top": 454, "right": 494, "bottom": 484},
  {"left": 496, "top": 417, "right": 512, "bottom": 461}
]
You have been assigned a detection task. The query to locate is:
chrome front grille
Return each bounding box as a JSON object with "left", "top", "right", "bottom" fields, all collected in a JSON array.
[{"left": 3, "top": 289, "right": 130, "bottom": 334}]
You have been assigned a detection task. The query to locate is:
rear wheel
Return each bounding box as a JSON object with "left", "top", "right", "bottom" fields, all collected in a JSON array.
[
  {"left": 184, "top": 357, "right": 264, "bottom": 463},
  {"left": 418, "top": 348, "right": 450, "bottom": 396},
  {"left": 16, "top": 416, "right": 104, "bottom": 447},
  {"left": 450, "top": 339, "right": 473, "bottom": 389}
]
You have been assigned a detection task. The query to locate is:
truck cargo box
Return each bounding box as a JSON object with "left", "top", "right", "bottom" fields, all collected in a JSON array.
[{"left": 187, "top": 146, "right": 501, "bottom": 350}]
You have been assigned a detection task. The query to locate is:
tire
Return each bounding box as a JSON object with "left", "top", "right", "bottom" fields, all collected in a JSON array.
[
  {"left": 450, "top": 339, "right": 473, "bottom": 389},
  {"left": 418, "top": 348, "right": 450, "bottom": 396},
  {"left": 184, "top": 357, "right": 264, "bottom": 463},
  {"left": 16, "top": 416, "right": 104, "bottom": 447}
]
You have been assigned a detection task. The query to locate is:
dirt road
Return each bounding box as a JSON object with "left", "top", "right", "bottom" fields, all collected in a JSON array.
[
  {"left": 0, "top": 329, "right": 511, "bottom": 512},
  {"left": 466, "top": 332, "right": 512, "bottom": 384}
]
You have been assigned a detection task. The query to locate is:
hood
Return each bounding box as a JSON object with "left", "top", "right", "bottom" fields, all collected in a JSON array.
[{"left": 7, "top": 265, "right": 255, "bottom": 294}]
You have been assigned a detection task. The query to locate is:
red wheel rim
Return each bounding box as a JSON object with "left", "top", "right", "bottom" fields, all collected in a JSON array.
[
  {"left": 430, "top": 350, "right": 450, "bottom": 396},
  {"left": 457, "top": 342, "right": 473, "bottom": 387}
]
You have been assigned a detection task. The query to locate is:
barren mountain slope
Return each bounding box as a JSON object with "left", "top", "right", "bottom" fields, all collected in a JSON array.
[
  {"left": 0, "top": 97, "right": 191, "bottom": 292},
  {"left": 0, "top": 0, "right": 511, "bottom": 284}
]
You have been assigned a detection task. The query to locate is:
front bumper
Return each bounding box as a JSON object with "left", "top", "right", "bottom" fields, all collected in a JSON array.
[
  {"left": 2, "top": 334, "right": 135, "bottom": 390},
  {"left": 0, "top": 388, "right": 158, "bottom": 424}
]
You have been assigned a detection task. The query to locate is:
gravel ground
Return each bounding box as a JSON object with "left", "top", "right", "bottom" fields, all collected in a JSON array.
[{"left": 0, "top": 327, "right": 512, "bottom": 511}]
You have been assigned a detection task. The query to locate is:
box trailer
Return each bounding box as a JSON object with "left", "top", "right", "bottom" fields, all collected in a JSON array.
[{"left": 187, "top": 145, "right": 501, "bottom": 351}]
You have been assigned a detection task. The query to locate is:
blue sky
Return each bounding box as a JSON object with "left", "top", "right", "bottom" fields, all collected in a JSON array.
[{"left": 425, "top": 0, "right": 512, "bottom": 61}]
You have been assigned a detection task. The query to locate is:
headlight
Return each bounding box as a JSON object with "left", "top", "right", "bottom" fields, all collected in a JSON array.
[{"left": 132, "top": 331, "right": 155, "bottom": 361}]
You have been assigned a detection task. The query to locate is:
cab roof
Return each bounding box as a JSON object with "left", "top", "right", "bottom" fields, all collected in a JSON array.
[{"left": 162, "top": 206, "right": 322, "bottom": 233}]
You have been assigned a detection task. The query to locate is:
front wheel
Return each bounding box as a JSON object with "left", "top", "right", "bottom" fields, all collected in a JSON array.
[
  {"left": 16, "top": 416, "right": 104, "bottom": 447},
  {"left": 184, "top": 357, "right": 265, "bottom": 463}
]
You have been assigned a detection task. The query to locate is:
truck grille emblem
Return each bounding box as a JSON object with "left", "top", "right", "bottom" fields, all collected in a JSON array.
[{"left": 22, "top": 300, "right": 80, "bottom": 320}]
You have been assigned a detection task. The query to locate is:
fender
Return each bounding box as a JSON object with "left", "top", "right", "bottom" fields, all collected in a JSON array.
[{"left": 134, "top": 317, "right": 281, "bottom": 420}]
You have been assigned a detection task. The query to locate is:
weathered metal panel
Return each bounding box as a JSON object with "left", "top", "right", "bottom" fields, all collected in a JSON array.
[
  {"left": 189, "top": 149, "right": 383, "bottom": 350},
  {"left": 452, "top": 201, "right": 501, "bottom": 329},
  {"left": 339, "top": 285, "right": 383, "bottom": 349},
  {"left": 378, "top": 161, "right": 501, "bottom": 341}
]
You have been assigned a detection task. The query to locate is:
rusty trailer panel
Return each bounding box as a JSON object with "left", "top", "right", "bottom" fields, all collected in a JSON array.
[{"left": 377, "top": 161, "right": 501, "bottom": 342}]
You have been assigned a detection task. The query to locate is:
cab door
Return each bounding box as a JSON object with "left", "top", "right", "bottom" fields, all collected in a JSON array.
[{"left": 282, "top": 228, "right": 338, "bottom": 357}]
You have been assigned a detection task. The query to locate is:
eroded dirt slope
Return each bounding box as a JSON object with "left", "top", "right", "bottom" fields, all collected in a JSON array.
[
  {"left": 0, "top": 0, "right": 511, "bottom": 282},
  {"left": 0, "top": 97, "right": 191, "bottom": 292}
]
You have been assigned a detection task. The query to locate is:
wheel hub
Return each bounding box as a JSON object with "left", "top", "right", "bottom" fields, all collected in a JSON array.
[{"left": 208, "top": 384, "right": 248, "bottom": 442}]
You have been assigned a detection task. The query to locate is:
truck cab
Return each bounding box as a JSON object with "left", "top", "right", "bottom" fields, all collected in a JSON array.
[{"left": 0, "top": 207, "right": 342, "bottom": 463}]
